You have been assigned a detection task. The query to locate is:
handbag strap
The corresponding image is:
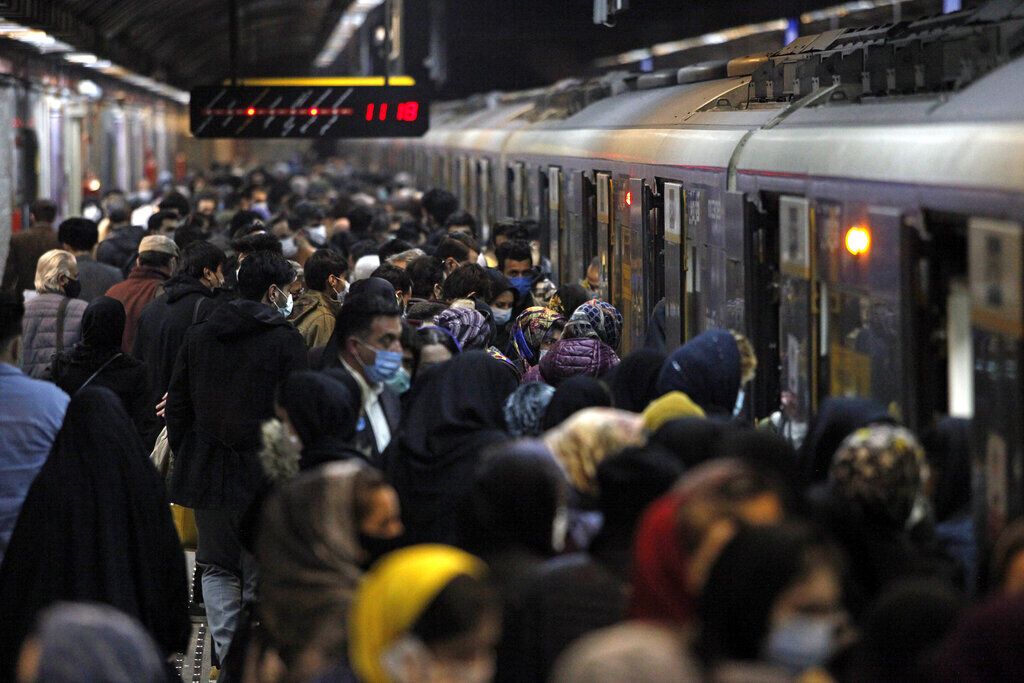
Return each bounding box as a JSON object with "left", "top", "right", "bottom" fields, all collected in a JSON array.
[
  {"left": 54, "top": 296, "right": 70, "bottom": 355},
  {"left": 192, "top": 296, "right": 206, "bottom": 325},
  {"left": 76, "top": 352, "right": 124, "bottom": 394}
]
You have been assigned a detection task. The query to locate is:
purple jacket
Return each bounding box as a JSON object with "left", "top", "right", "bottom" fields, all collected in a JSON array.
[{"left": 538, "top": 337, "right": 619, "bottom": 387}]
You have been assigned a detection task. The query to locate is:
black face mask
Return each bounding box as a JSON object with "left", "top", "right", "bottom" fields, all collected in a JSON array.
[
  {"left": 63, "top": 278, "right": 82, "bottom": 299},
  {"left": 357, "top": 532, "right": 404, "bottom": 570}
]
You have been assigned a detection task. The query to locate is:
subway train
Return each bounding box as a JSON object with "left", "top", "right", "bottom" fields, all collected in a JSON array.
[{"left": 346, "top": 4, "right": 1024, "bottom": 546}]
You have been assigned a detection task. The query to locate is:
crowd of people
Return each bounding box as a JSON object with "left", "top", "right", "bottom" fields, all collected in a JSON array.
[{"left": 0, "top": 158, "right": 1022, "bottom": 682}]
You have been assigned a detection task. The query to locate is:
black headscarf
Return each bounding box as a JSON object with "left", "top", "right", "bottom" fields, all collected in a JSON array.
[
  {"left": 384, "top": 350, "right": 519, "bottom": 544},
  {"left": 650, "top": 417, "right": 730, "bottom": 470},
  {"left": 0, "top": 387, "right": 189, "bottom": 677},
  {"left": 798, "top": 397, "right": 894, "bottom": 485},
  {"left": 921, "top": 417, "right": 972, "bottom": 522},
  {"left": 63, "top": 296, "right": 125, "bottom": 365},
  {"left": 605, "top": 348, "right": 666, "bottom": 413},
  {"left": 656, "top": 329, "right": 741, "bottom": 415},
  {"left": 541, "top": 375, "right": 611, "bottom": 431},
  {"left": 278, "top": 370, "right": 363, "bottom": 470}
]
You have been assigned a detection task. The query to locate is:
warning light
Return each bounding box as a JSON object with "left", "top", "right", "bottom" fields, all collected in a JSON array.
[
  {"left": 625, "top": 191, "right": 632, "bottom": 206},
  {"left": 87, "top": 178, "right": 101, "bottom": 192},
  {"left": 309, "top": 107, "right": 318, "bottom": 116},
  {"left": 845, "top": 226, "right": 871, "bottom": 256},
  {"left": 246, "top": 107, "right": 255, "bottom": 116}
]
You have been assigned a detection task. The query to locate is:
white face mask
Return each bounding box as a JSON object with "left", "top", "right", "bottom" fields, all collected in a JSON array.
[
  {"left": 551, "top": 505, "right": 569, "bottom": 553},
  {"left": 279, "top": 236, "right": 298, "bottom": 258},
  {"left": 733, "top": 387, "right": 746, "bottom": 418},
  {"left": 382, "top": 635, "right": 494, "bottom": 683},
  {"left": 306, "top": 225, "right": 328, "bottom": 245},
  {"left": 274, "top": 288, "right": 294, "bottom": 317},
  {"left": 492, "top": 308, "right": 512, "bottom": 326}
]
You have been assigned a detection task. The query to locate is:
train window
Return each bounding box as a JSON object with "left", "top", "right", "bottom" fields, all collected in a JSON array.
[
  {"left": 595, "top": 172, "right": 612, "bottom": 302},
  {"left": 458, "top": 155, "right": 470, "bottom": 207},
  {"left": 478, "top": 158, "right": 491, "bottom": 242},
  {"left": 509, "top": 162, "right": 525, "bottom": 218},
  {"left": 660, "top": 180, "right": 683, "bottom": 348},
  {"left": 547, "top": 166, "right": 562, "bottom": 282}
]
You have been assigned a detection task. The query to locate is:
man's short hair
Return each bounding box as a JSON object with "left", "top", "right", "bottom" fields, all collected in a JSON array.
[
  {"left": 386, "top": 248, "right": 426, "bottom": 267},
  {"left": 406, "top": 300, "right": 449, "bottom": 324},
  {"left": 447, "top": 231, "right": 480, "bottom": 254},
  {"left": 0, "top": 289, "right": 25, "bottom": 349},
  {"left": 421, "top": 189, "right": 458, "bottom": 226},
  {"left": 294, "top": 200, "right": 325, "bottom": 227},
  {"left": 237, "top": 250, "right": 295, "bottom": 301},
  {"left": 158, "top": 192, "right": 191, "bottom": 217},
  {"left": 179, "top": 241, "right": 227, "bottom": 280},
  {"left": 496, "top": 239, "right": 533, "bottom": 272},
  {"left": 370, "top": 263, "right": 413, "bottom": 296},
  {"left": 231, "top": 232, "right": 283, "bottom": 257},
  {"left": 57, "top": 218, "right": 99, "bottom": 252},
  {"left": 442, "top": 263, "right": 492, "bottom": 301},
  {"left": 347, "top": 205, "right": 375, "bottom": 235},
  {"left": 444, "top": 210, "right": 478, "bottom": 236},
  {"left": 305, "top": 249, "right": 349, "bottom": 292},
  {"left": 107, "top": 205, "right": 130, "bottom": 225},
  {"left": 350, "top": 239, "right": 379, "bottom": 262},
  {"left": 434, "top": 237, "right": 474, "bottom": 264},
  {"left": 334, "top": 292, "right": 401, "bottom": 344},
  {"left": 493, "top": 218, "right": 529, "bottom": 242},
  {"left": 230, "top": 210, "right": 265, "bottom": 238},
  {"left": 138, "top": 251, "right": 176, "bottom": 269},
  {"left": 29, "top": 199, "right": 57, "bottom": 224},
  {"left": 406, "top": 256, "right": 445, "bottom": 299},
  {"left": 148, "top": 210, "right": 179, "bottom": 233},
  {"left": 378, "top": 239, "right": 415, "bottom": 263}
]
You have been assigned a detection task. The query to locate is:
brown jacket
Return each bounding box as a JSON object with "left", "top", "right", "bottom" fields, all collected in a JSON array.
[
  {"left": 290, "top": 290, "right": 340, "bottom": 349},
  {"left": 2, "top": 224, "right": 59, "bottom": 293},
  {"left": 105, "top": 266, "right": 170, "bottom": 352}
]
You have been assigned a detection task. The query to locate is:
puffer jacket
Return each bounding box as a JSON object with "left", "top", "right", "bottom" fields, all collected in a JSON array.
[
  {"left": 20, "top": 293, "right": 87, "bottom": 378},
  {"left": 538, "top": 337, "right": 619, "bottom": 387}
]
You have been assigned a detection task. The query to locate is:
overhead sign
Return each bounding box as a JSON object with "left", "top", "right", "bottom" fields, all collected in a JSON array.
[{"left": 189, "top": 83, "right": 429, "bottom": 138}]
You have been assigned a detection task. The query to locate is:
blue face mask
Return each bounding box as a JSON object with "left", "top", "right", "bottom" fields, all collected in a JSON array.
[
  {"left": 358, "top": 340, "right": 403, "bottom": 384},
  {"left": 384, "top": 367, "right": 412, "bottom": 395},
  {"left": 763, "top": 615, "right": 837, "bottom": 674},
  {"left": 509, "top": 276, "right": 532, "bottom": 297}
]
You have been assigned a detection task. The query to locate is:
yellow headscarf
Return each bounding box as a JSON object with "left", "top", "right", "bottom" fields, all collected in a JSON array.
[
  {"left": 641, "top": 391, "right": 706, "bottom": 432},
  {"left": 349, "top": 544, "right": 486, "bottom": 683},
  {"left": 542, "top": 407, "right": 646, "bottom": 496}
]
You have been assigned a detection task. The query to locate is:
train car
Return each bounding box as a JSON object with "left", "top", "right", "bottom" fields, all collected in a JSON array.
[{"left": 353, "top": 4, "right": 1024, "bottom": 550}]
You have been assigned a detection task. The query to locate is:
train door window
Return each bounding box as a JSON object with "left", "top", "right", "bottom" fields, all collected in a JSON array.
[
  {"left": 595, "top": 172, "right": 612, "bottom": 302},
  {"left": 660, "top": 180, "right": 684, "bottom": 349},
  {"left": 684, "top": 187, "right": 706, "bottom": 340},
  {"left": 622, "top": 177, "right": 655, "bottom": 353},
  {"left": 507, "top": 162, "right": 525, "bottom": 218},
  {"left": 745, "top": 194, "right": 781, "bottom": 421},
  {"left": 458, "top": 155, "right": 470, "bottom": 207},
  {"left": 778, "top": 195, "right": 815, "bottom": 431},
  {"left": 478, "top": 158, "right": 491, "bottom": 243},
  {"left": 467, "top": 158, "right": 478, "bottom": 218},
  {"left": 546, "top": 166, "right": 562, "bottom": 283}
]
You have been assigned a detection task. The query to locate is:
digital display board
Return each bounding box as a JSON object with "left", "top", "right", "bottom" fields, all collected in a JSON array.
[{"left": 189, "top": 84, "right": 429, "bottom": 138}]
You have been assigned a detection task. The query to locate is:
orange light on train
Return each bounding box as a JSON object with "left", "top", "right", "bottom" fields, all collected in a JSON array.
[
  {"left": 87, "top": 178, "right": 101, "bottom": 192},
  {"left": 845, "top": 226, "right": 871, "bottom": 256},
  {"left": 309, "top": 107, "right": 319, "bottom": 116},
  {"left": 246, "top": 107, "right": 256, "bottom": 116},
  {"left": 625, "top": 191, "right": 632, "bottom": 206}
]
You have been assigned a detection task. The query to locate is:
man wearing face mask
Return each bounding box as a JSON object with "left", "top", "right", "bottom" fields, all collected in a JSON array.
[
  {"left": 133, "top": 241, "right": 228, "bottom": 435},
  {"left": 294, "top": 200, "right": 330, "bottom": 250},
  {"left": 496, "top": 239, "right": 534, "bottom": 302},
  {"left": 312, "top": 292, "right": 403, "bottom": 464},
  {"left": 291, "top": 249, "right": 348, "bottom": 349},
  {"left": 165, "top": 250, "right": 307, "bottom": 667}
]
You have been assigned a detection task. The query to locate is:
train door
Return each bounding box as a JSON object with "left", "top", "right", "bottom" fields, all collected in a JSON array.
[
  {"left": 594, "top": 171, "right": 612, "bottom": 302},
  {"left": 746, "top": 195, "right": 782, "bottom": 420},
  {"left": 478, "top": 158, "right": 491, "bottom": 244},
  {"left": 566, "top": 170, "right": 589, "bottom": 287},
  {"left": 661, "top": 181, "right": 685, "bottom": 349},
  {"left": 777, "top": 195, "right": 815, "bottom": 434},
  {"left": 546, "top": 166, "right": 563, "bottom": 283},
  {"left": 620, "top": 177, "right": 659, "bottom": 352},
  {"left": 457, "top": 155, "right": 470, "bottom": 214},
  {"left": 507, "top": 162, "right": 525, "bottom": 218}
]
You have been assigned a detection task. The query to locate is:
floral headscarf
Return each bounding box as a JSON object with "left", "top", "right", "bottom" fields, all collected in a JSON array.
[
  {"left": 542, "top": 407, "right": 645, "bottom": 496},
  {"left": 434, "top": 306, "right": 490, "bottom": 350},
  {"left": 571, "top": 299, "right": 624, "bottom": 351},
  {"left": 509, "top": 306, "right": 565, "bottom": 366}
]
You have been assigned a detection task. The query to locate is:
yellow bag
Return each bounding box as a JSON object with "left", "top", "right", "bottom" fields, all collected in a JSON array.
[{"left": 171, "top": 504, "right": 198, "bottom": 550}]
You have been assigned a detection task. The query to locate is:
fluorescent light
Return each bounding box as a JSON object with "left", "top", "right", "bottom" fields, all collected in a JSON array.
[
  {"left": 314, "top": 0, "right": 385, "bottom": 68},
  {"left": 85, "top": 59, "right": 113, "bottom": 69},
  {"left": 801, "top": 0, "right": 906, "bottom": 23},
  {"left": 64, "top": 52, "right": 99, "bottom": 64}
]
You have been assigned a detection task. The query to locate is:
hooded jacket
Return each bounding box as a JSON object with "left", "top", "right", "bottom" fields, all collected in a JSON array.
[
  {"left": 132, "top": 274, "right": 221, "bottom": 412},
  {"left": 290, "top": 289, "right": 341, "bottom": 349},
  {"left": 536, "top": 337, "right": 619, "bottom": 387},
  {"left": 166, "top": 298, "right": 308, "bottom": 509},
  {"left": 105, "top": 265, "right": 170, "bottom": 353}
]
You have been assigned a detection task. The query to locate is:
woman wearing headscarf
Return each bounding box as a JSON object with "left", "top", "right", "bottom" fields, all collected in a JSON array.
[
  {"left": 507, "top": 306, "right": 564, "bottom": 372},
  {"left": 383, "top": 351, "right": 519, "bottom": 545},
  {"left": 16, "top": 603, "right": 169, "bottom": 683},
  {"left": 641, "top": 391, "right": 706, "bottom": 433},
  {"left": 540, "top": 375, "right": 612, "bottom": 431},
  {"left": 655, "top": 329, "right": 757, "bottom": 417},
  {"left": 604, "top": 348, "right": 666, "bottom": 413},
  {"left": 503, "top": 382, "right": 556, "bottom": 437},
  {"left": 273, "top": 370, "right": 364, "bottom": 472},
  {"left": 648, "top": 417, "right": 730, "bottom": 470},
  {"left": 256, "top": 461, "right": 404, "bottom": 681},
  {"left": 347, "top": 545, "right": 500, "bottom": 683},
  {"left": 485, "top": 269, "right": 518, "bottom": 352},
  {"left": 798, "top": 396, "right": 894, "bottom": 486},
  {"left": 569, "top": 299, "right": 623, "bottom": 352},
  {"left": 0, "top": 387, "right": 190, "bottom": 678},
  {"left": 523, "top": 336, "right": 619, "bottom": 387},
  {"left": 50, "top": 296, "right": 155, "bottom": 443},
  {"left": 433, "top": 306, "right": 490, "bottom": 351}
]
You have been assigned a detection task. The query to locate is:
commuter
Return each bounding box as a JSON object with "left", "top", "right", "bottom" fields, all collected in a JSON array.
[
  {"left": 269, "top": 212, "right": 308, "bottom": 262},
  {"left": 719, "top": 427, "right": 802, "bottom": 497},
  {"left": 56, "top": 217, "right": 123, "bottom": 302},
  {"left": 517, "top": 445, "right": 685, "bottom": 681},
  {"left": 105, "top": 234, "right": 179, "bottom": 352},
  {"left": 695, "top": 523, "right": 846, "bottom": 678},
  {"left": 603, "top": 348, "right": 667, "bottom": 413},
  {"left": 798, "top": 396, "right": 895, "bottom": 486},
  {"left": 351, "top": 254, "right": 382, "bottom": 282},
  {"left": 291, "top": 249, "right": 348, "bottom": 349},
  {"left": 272, "top": 370, "right": 364, "bottom": 471},
  {"left": 529, "top": 275, "right": 558, "bottom": 308},
  {"left": 166, "top": 250, "right": 308, "bottom": 665},
  {"left": 20, "top": 249, "right": 87, "bottom": 378},
  {"left": 0, "top": 387, "right": 190, "bottom": 678},
  {"left": 371, "top": 263, "right": 413, "bottom": 310},
  {"left": 0, "top": 291, "right": 69, "bottom": 564},
  {"left": 649, "top": 416, "right": 729, "bottom": 469},
  {"left": 496, "top": 239, "right": 534, "bottom": 297},
  {"left": 507, "top": 306, "right": 565, "bottom": 372},
  {"left": 928, "top": 590, "right": 1024, "bottom": 682},
  {"left": 548, "top": 283, "right": 589, "bottom": 319},
  {"left": 132, "top": 240, "right": 227, "bottom": 417},
  {"left": 551, "top": 622, "right": 701, "bottom": 683},
  {"left": 384, "top": 351, "right": 518, "bottom": 545},
  {"left": 294, "top": 200, "right": 330, "bottom": 249},
  {"left": 524, "top": 336, "right": 619, "bottom": 386},
  {"left": 411, "top": 325, "right": 461, "bottom": 378},
  {"left": 643, "top": 297, "right": 669, "bottom": 353},
  {"left": 310, "top": 292, "right": 403, "bottom": 463},
  {"left": 2, "top": 199, "right": 59, "bottom": 294},
  {"left": 256, "top": 462, "right": 403, "bottom": 681},
  {"left": 50, "top": 297, "right": 154, "bottom": 441},
  {"left": 655, "top": 329, "right": 756, "bottom": 417},
  {"left": 95, "top": 203, "right": 145, "bottom": 272},
  {"left": 641, "top": 391, "right": 706, "bottom": 432},
  {"left": 460, "top": 442, "right": 568, "bottom": 683},
  {"left": 503, "top": 382, "right": 556, "bottom": 437},
  {"left": 922, "top": 417, "right": 976, "bottom": 591},
  {"left": 15, "top": 603, "right": 169, "bottom": 683},
  {"left": 420, "top": 188, "right": 459, "bottom": 230},
  {"left": 346, "top": 545, "right": 499, "bottom": 683},
  {"left": 581, "top": 256, "right": 602, "bottom": 293},
  {"left": 406, "top": 301, "right": 448, "bottom": 327},
  {"left": 540, "top": 375, "right": 611, "bottom": 431},
  {"left": 485, "top": 270, "right": 518, "bottom": 350},
  {"left": 383, "top": 247, "right": 425, "bottom": 270},
  {"left": 440, "top": 263, "right": 491, "bottom": 303},
  {"left": 570, "top": 299, "right": 623, "bottom": 352},
  {"left": 147, "top": 209, "right": 180, "bottom": 237},
  {"left": 405, "top": 255, "right": 444, "bottom": 304},
  {"left": 433, "top": 306, "right": 490, "bottom": 350},
  {"left": 435, "top": 237, "right": 478, "bottom": 275}
]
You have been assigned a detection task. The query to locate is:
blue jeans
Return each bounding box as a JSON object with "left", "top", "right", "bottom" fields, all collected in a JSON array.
[{"left": 195, "top": 507, "right": 258, "bottom": 664}]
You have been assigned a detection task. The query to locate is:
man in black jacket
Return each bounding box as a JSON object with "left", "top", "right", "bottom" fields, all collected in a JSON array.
[
  {"left": 166, "top": 250, "right": 307, "bottom": 665},
  {"left": 133, "top": 241, "right": 227, "bottom": 421}
]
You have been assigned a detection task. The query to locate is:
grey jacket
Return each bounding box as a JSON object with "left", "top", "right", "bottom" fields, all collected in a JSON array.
[
  {"left": 21, "top": 293, "right": 87, "bottom": 378},
  {"left": 75, "top": 255, "right": 123, "bottom": 303}
]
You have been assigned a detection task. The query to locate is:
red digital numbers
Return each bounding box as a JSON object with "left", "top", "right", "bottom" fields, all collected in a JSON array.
[{"left": 364, "top": 101, "right": 419, "bottom": 123}]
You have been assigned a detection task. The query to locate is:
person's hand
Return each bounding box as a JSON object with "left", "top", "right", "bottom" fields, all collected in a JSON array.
[{"left": 155, "top": 392, "right": 168, "bottom": 418}]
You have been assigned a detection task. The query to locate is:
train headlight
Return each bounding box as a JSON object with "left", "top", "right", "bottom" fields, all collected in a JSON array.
[{"left": 845, "top": 226, "right": 871, "bottom": 256}]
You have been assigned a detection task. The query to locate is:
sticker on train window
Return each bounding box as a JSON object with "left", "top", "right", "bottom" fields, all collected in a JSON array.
[
  {"left": 780, "top": 196, "right": 811, "bottom": 279},
  {"left": 664, "top": 182, "right": 682, "bottom": 244},
  {"left": 969, "top": 217, "right": 1023, "bottom": 338}
]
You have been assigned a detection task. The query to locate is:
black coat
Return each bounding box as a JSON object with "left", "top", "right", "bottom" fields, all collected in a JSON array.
[
  {"left": 133, "top": 274, "right": 221, "bottom": 411},
  {"left": 96, "top": 225, "right": 146, "bottom": 273},
  {"left": 166, "top": 298, "right": 308, "bottom": 509}
]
